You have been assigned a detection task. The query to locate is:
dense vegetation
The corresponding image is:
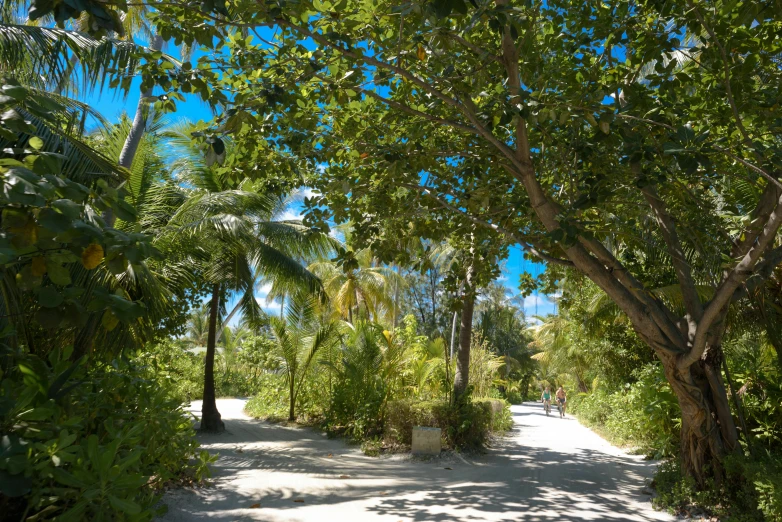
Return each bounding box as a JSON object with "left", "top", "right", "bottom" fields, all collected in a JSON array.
[
  {"left": 1, "top": 0, "right": 781, "bottom": 520},
  {"left": 534, "top": 274, "right": 782, "bottom": 520}
]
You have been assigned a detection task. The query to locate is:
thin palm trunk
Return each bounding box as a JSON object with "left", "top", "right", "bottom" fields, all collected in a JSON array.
[
  {"left": 201, "top": 283, "right": 225, "bottom": 432},
  {"left": 117, "top": 34, "right": 163, "bottom": 170},
  {"left": 288, "top": 377, "right": 296, "bottom": 421}
]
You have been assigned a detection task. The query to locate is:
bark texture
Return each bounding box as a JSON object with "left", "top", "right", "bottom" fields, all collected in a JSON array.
[
  {"left": 452, "top": 264, "right": 475, "bottom": 400},
  {"left": 201, "top": 284, "right": 225, "bottom": 433},
  {"left": 658, "top": 344, "right": 737, "bottom": 485},
  {"left": 117, "top": 34, "right": 164, "bottom": 170}
]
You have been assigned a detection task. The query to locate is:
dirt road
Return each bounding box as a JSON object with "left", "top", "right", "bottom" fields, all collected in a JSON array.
[{"left": 157, "top": 399, "right": 673, "bottom": 521}]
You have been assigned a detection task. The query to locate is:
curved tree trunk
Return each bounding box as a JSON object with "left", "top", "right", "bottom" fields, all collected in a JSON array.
[
  {"left": 452, "top": 263, "right": 475, "bottom": 401},
  {"left": 657, "top": 342, "right": 738, "bottom": 486},
  {"left": 201, "top": 284, "right": 225, "bottom": 433},
  {"left": 118, "top": 34, "right": 164, "bottom": 170}
]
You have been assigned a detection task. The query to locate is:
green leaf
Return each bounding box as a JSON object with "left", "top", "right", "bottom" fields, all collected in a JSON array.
[
  {"left": 46, "top": 260, "right": 72, "bottom": 286},
  {"left": 51, "top": 468, "right": 86, "bottom": 488},
  {"left": 37, "top": 286, "right": 64, "bottom": 308},
  {"left": 28, "top": 136, "right": 44, "bottom": 150},
  {"left": 108, "top": 495, "right": 141, "bottom": 515}
]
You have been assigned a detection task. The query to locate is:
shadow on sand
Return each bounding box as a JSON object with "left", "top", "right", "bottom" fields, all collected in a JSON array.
[{"left": 162, "top": 403, "right": 664, "bottom": 522}]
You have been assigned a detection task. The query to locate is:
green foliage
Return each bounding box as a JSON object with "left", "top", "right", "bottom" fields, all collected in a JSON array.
[
  {"left": 385, "top": 390, "right": 511, "bottom": 450},
  {"left": 0, "top": 347, "right": 213, "bottom": 521},
  {"left": 244, "top": 372, "right": 329, "bottom": 423},
  {"left": 136, "top": 340, "right": 202, "bottom": 403},
  {"left": 0, "top": 77, "right": 161, "bottom": 355},
  {"left": 468, "top": 332, "right": 505, "bottom": 399},
  {"left": 326, "top": 321, "right": 407, "bottom": 438},
  {"left": 570, "top": 363, "right": 680, "bottom": 458},
  {"left": 653, "top": 452, "right": 782, "bottom": 522}
]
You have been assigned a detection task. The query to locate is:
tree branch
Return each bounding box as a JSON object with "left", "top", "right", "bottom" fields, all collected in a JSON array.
[
  {"left": 732, "top": 245, "right": 782, "bottom": 302},
  {"left": 408, "top": 184, "right": 575, "bottom": 267},
  {"left": 357, "top": 87, "right": 478, "bottom": 135},
  {"left": 641, "top": 181, "right": 703, "bottom": 322},
  {"left": 684, "top": 190, "right": 782, "bottom": 368}
]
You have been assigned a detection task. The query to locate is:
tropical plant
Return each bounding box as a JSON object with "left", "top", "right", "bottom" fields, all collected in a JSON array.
[
  {"left": 149, "top": 0, "right": 782, "bottom": 485},
  {"left": 309, "top": 247, "right": 402, "bottom": 324},
  {"left": 185, "top": 304, "right": 210, "bottom": 347},
  {"left": 327, "top": 319, "right": 409, "bottom": 437},
  {"left": 270, "top": 291, "right": 338, "bottom": 421},
  {"left": 154, "top": 121, "right": 337, "bottom": 431}
]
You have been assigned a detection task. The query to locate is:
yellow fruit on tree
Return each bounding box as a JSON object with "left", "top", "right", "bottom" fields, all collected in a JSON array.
[{"left": 81, "top": 243, "right": 104, "bottom": 270}]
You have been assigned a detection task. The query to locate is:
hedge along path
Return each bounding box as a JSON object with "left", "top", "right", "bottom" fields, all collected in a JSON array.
[{"left": 157, "top": 399, "right": 673, "bottom": 522}]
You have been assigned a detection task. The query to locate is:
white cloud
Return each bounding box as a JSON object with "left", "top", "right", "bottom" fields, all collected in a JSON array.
[
  {"left": 522, "top": 294, "right": 556, "bottom": 317},
  {"left": 254, "top": 283, "right": 273, "bottom": 304},
  {"left": 276, "top": 209, "right": 304, "bottom": 222},
  {"left": 299, "top": 187, "right": 319, "bottom": 199}
]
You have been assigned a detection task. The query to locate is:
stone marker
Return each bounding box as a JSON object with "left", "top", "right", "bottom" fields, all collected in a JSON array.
[{"left": 412, "top": 426, "right": 441, "bottom": 455}]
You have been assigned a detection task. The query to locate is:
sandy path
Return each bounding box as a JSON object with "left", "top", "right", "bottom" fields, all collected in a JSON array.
[{"left": 157, "top": 399, "right": 673, "bottom": 521}]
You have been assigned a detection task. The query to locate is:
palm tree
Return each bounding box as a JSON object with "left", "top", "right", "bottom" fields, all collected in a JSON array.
[
  {"left": 219, "top": 323, "right": 249, "bottom": 376},
  {"left": 158, "top": 121, "right": 336, "bottom": 432},
  {"left": 185, "top": 305, "right": 210, "bottom": 347},
  {"left": 270, "top": 292, "right": 338, "bottom": 421},
  {"left": 529, "top": 314, "right": 592, "bottom": 393},
  {"left": 309, "top": 247, "right": 402, "bottom": 324}
]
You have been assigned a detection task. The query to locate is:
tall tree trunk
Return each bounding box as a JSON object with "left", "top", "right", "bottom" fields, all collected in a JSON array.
[
  {"left": 101, "top": 34, "right": 165, "bottom": 228},
  {"left": 392, "top": 264, "right": 399, "bottom": 328},
  {"left": 452, "top": 263, "right": 475, "bottom": 401},
  {"left": 118, "top": 34, "right": 164, "bottom": 170},
  {"left": 657, "top": 341, "right": 738, "bottom": 486},
  {"left": 201, "top": 284, "right": 225, "bottom": 433}
]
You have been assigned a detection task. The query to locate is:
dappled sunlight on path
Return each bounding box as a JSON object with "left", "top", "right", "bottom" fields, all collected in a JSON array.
[{"left": 157, "top": 400, "right": 673, "bottom": 521}]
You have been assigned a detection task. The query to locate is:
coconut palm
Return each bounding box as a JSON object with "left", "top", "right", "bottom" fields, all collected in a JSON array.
[
  {"left": 309, "top": 247, "right": 403, "bottom": 324},
  {"left": 185, "top": 305, "right": 210, "bottom": 347},
  {"left": 156, "top": 121, "right": 337, "bottom": 432}
]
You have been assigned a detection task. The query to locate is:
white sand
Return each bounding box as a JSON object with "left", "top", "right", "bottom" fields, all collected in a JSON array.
[{"left": 156, "top": 399, "right": 674, "bottom": 521}]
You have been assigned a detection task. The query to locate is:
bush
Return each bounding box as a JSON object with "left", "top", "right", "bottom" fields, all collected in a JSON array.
[
  {"left": 570, "top": 363, "right": 679, "bottom": 458},
  {"left": 652, "top": 452, "right": 782, "bottom": 521},
  {"left": 0, "top": 347, "right": 213, "bottom": 521},
  {"left": 385, "top": 390, "right": 511, "bottom": 450},
  {"left": 244, "top": 374, "right": 290, "bottom": 421},
  {"left": 136, "top": 340, "right": 202, "bottom": 402},
  {"left": 244, "top": 372, "right": 328, "bottom": 423}
]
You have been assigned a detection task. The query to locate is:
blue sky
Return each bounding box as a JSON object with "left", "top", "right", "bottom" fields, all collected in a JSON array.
[{"left": 80, "top": 58, "right": 557, "bottom": 321}]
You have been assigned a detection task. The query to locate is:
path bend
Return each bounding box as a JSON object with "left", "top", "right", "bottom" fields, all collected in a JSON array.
[{"left": 157, "top": 400, "right": 673, "bottom": 521}]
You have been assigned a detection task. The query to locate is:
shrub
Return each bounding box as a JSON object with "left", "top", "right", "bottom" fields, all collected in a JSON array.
[
  {"left": 385, "top": 399, "right": 446, "bottom": 445},
  {"left": 244, "top": 372, "right": 328, "bottom": 423},
  {"left": 0, "top": 347, "right": 213, "bottom": 521},
  {"left": 136, "top": 340, "right": 202, "bottom": 402},
  {"left": 385, "top": 390, "right": 511, "bottom": 450},
  {"left": 244, "top": 374, "right": 291, "bottom": 421},
  {"left": 652, "top": 452, "right": 782, "bottom": 522},
  {"left": 570, "top": 363, "right": 679, "bottom": 458}
]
